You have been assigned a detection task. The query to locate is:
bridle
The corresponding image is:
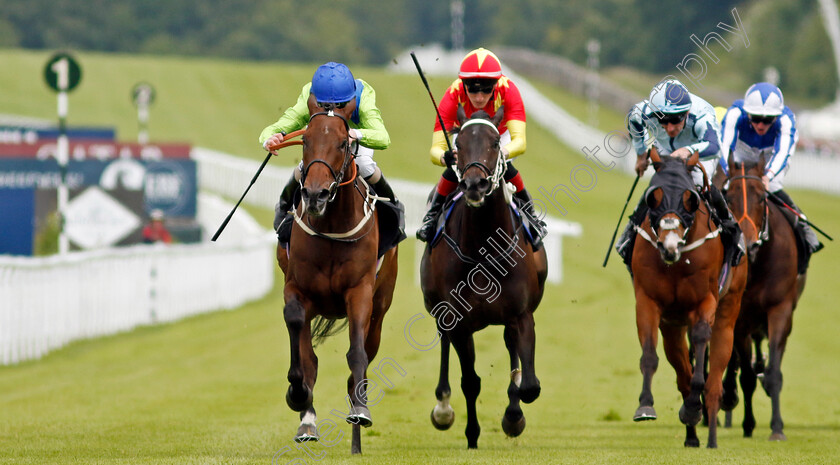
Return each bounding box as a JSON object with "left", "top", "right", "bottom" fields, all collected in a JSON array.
[
  {"left": 453, "top": 118, "right": 507, "bottom": 194},
  {"left": 299, "top": 110, "right": 357, "bottom": 203},
  {"left": 723, "top": 164, "right": 769, "bottom": 248}
]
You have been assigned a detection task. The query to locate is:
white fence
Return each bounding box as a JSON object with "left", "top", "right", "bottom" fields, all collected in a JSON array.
[
  {"left": 0, "top": 193, "right": 275, "bottom": 365},
  {"left": 193, "top": 148, "right": 583, "bottom": 284}
]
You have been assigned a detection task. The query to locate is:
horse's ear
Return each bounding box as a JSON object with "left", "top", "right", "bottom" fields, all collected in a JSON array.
[
  {"left": 335, "top": 98, "right": 356, "bottom": 121},
  {"left": 649, "top": 146, "right": 662, "bottom": 164},
  {"left": 492, "top": 105, "right": 505, "bottom": 128},
  {"left": 307, "top": 93, "right": 319, "bottom": 115},
  {"left": 686, "top": 150, "right": 699, "bottom": 168},
  {"left": 727, "top": 151, "right": 735, "bottom": 173},
  {"left": 457, "top": 104, "right": 467, "bottom": 125},
  {"left": 758, "top": 152, "right": 767, "bottom": 172}
]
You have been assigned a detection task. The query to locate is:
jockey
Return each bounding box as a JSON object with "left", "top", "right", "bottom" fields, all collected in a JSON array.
[
  {"left": 259, "top": 62, "right": 405, "bottom": 243},
  {"left": 616, "top": 78, "right": 744, "bottom": 270},
  {"left": 415, "top": 47, "right": 547, "bottom": 250},
  {"left": 718, "top": 82, "right": 823, "bottom": 256}
]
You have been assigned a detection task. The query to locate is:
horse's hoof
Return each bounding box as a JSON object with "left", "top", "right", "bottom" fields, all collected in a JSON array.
[
  {"left": 501, "top": 413, "right": 526, "bottom": 437},
  {"left": 633, "top": 406, "right": 657, "bottom": 421},
  {"left": 684, "top": 437, "right": 700, "bottom": 448},
  {"left": 431, "top": 405, "right": 455, "bottom": 430},
  {"left": 721, "top": 393, "right": 739, "bottom": 411},
  {"left": 294, "top": 424, "right": 319, "bottom": 442},
  {"left": 285, "top": 385, "right": 312, "bottom": 412},
  {"left": 679, "top": 404, "right": 702, "bottom": 426},
  {"left": 769, "top": 432, "right": 787, "bottom": 441},
  {"left": 518, "top": 383, "right": 541, "bottom": 404},
  {"left": 346, "top": 405, "right": 372, "bottom": 428}
]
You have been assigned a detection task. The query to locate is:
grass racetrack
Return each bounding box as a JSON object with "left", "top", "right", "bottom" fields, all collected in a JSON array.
[{"left": 1, "top": 49, "right": 839, "bottom": 464}]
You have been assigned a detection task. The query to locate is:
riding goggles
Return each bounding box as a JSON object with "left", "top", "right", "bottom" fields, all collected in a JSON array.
[
  {"left": 749, "top": 114, "right": 777, "bottom": 125},
  {"left": 654, "top": 111, "right": 687, "bottom": 125},
  {"left": 464, "top": 79, "right": 497, "bottom": 94}
]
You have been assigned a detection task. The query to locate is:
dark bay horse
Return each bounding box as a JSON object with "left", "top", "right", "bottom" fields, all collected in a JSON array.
[
  {"left": 277, "top": 97, "right": 399, "bottom": 454},
  {"left": 720, "top": 155, "right": 805, "bottom": 441},
  {"left": 630, "top": 149, "right": 747, "bottom": 448},
  {"left": 419, "top": 108, "right": 548, "bottom": 449}
]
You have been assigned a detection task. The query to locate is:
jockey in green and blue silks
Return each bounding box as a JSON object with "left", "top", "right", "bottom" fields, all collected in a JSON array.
[
  {"left": 718, "top": 82, "right": 822, "bottom": 256},
  {"left": 627, "top": 79, "right": 723, "bottom": 188},
  {"left": 617, "top": 78, "right": 744, "bottom": 273}
]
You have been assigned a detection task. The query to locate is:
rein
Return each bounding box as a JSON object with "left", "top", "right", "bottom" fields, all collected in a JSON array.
[{"left": 725, "top": 165, "right": 769, "bottom": 247}]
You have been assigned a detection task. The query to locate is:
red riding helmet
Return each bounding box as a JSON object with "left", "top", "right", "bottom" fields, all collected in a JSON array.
[{"left": 458, "top": 48, "right": 503, "bottom": 80}]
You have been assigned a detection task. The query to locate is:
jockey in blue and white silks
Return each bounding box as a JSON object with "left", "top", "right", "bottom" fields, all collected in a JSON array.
[
  {"left": 627, "top": 80, "right": 722, "bottom": 188},
  {"left": 616, "top": 79, "right": 744, "bottom": 273},
  {"left": 718, "top": 82, "right": 822, "bottom": 257}
]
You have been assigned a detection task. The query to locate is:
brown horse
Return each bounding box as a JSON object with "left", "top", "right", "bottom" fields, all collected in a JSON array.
[
  {"left": 419, "top": 108, "right": 548, "bottom": 449},
  {"left": 277, "top": 97, "right": 399, "bottom": 454},
  {"left": 630, "top": 148, "right": 746, "bottom": 448},
  {"left": 720, "top": 155, "right": 805, "bottom": 441}
]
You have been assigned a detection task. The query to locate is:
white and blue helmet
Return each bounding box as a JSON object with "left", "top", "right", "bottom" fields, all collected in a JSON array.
[
  {"left": 742, "top": 82, "right": 784, "bottom": 116},
  {"left": 649, "top": 79, "right": 692, "bottom": 114}
]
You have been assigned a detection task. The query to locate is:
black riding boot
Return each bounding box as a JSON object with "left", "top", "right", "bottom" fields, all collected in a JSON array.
[
  {"left": 275, "top": 172, "right": 300, "bottom": 243},
  {"left": 416, "top": 189, "right": 447, "bottom": 242},
  {"left": 367, "top": 174, "right": 407, "bottom": 242},
  {"left": 707, "top": 185, "right": 745, "bottom": 267},
  {"left": 514, "top": 188, "right": 547, "bottom": 251},
  {"left": 771, "top": 189, "right": 823, "bottom": 254},
  {"left": 616, "top": 197, "right": 648, "bottom": 273}
]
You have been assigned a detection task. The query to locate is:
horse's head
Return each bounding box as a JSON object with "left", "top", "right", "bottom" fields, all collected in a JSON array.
[
  {"left": 299, "top": 96, "right": 357, "bottom": 217},
  {"left": 723, "top": 153, "right": 767, "bottom": 261},
  {"left": 454, "top": 107, "right": 506, "bottom": 207},
  {"left": 645, "top": 149, "right": 702, "bottom": 264}
]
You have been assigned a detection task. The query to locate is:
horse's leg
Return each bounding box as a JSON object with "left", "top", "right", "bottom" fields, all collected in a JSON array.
[
  {"left": 516, "top": 312, "right": 540, "bottom": 404},
  {"left": 284, "top": 291, "right": 313, "bottom": 412},
  {"left": 753, "top": 336, "right": 765, "bottom": 376},
  {"left": 501, "top": 325, "right": 525, "bottom": 437},
  {"left": 680, "top": 317, "right": 712, "bottom": 431},
  {"left": 660, "top": 324, "right": 698, "bottom": 447},
  {"left": 721, "top": 337, "right": 741, "bottom": 414},
  {"left": 763, "top": 304, "right": 793, "bottom": 441},
  {"left": 633, "top": 294, "right": 660, "bottom": 421},
  {"left": 705, "top": 297, "right": 742, "bottom": 449},
  {"left": 295, "top": 321, "right": 320, "bottom": 442},
  {"left": 450, "top": 331, "right": 481, "bottom": 449},
  {"left": 431, "top": 330, "right": 455, "bottom": 430},
  {"left": 344, "top": 285, "right": 375, "bottom": 429},
  {"left": 738, "top": 333, "right": 758, "bottom": 438}
]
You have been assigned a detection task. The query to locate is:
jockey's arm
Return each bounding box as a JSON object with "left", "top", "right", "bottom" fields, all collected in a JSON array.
[
  {"left": 259, "top": 83, "right": 312, "bottom": 148},
  {"left": 430, "top": 130, "right": 449, "bottom": 166},
  {"left": 503, "top": 120, "right": 526, "bottom": 159},
  {"left": 353, "top": 81, "right": 391, "bottom": 150},
  {"left": 766, "top": 111, "right": 797, "bottom": 182}
]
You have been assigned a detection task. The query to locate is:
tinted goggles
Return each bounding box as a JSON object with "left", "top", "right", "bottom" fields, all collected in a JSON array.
[
  {"left": 655, "top": 112, "right": 687, "bottom": 125},
  {"left": 749, "top": 114, "right": 776, "bottom": 125},
  {"left": 464, "top": 79, "right": 496, "bottom": 94}
]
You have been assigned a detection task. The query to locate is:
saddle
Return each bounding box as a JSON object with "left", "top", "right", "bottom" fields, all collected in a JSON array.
[{"left": 428, "top": 192, "right": 538, "bottom": 249}]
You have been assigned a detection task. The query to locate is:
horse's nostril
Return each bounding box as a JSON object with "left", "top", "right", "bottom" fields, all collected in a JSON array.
[{"left": 477, "top": 178, "right": 490, "bottom": 192}]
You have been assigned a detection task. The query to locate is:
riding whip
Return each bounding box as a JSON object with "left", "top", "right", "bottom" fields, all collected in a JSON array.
[
  {"left": 211, "top": 129, "right": 305, "bottom": 241},
  {"left": 603, "top": 174, "right": 641, "bottom": 267},
  {"left": 767, "top": 192, "right": 833, "bottom": 241},
  {"left": 409, "top": 51, "right": 454, "bottom": 154}
]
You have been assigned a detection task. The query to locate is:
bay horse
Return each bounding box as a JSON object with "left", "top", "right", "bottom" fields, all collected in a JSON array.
[
  {"left": 277, "top": 97, "right": 399, "bottom": 454},
  {"left": 630, "top": 148, "right": 747, "bottom": 448},
  {"left": 720, "top": 154, "right": 805, "bottom": 441},
  {"left": 419, "top": 108, "right": 548, "bottom": 449}
]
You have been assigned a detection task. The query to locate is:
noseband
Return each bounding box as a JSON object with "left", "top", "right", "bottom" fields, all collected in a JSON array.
[
  {"left": 454, "top": 118, "right": 506, "bottom": 194},
  {"left": 300, "top": 110, "right": 355, "bottom": 202}
]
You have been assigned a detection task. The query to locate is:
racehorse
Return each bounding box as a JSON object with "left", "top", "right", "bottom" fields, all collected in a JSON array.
[
  {"left": 277, "top": 96, "right": 399, "bottom": 454},
  {"left": 720, "top": 154, "right": 805, "bottom": 441},
  {"left": 630, "top": 148, "right": 747, "bottom": 448},
  {"left": 419, "top": 108, "right": 548, "bottom": 449}
]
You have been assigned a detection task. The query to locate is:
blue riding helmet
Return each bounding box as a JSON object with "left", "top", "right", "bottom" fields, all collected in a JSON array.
[
  {"left": 743, "top": 82, "right": 784, "bottom": 116},
  {"left": 648, "top": 79, "right": 691, "bottom": 114},
  {"left": 311, "top": 62, "right": 356, "bottom": 104}
]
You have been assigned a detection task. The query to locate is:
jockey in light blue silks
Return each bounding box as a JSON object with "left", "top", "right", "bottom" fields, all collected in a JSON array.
[
  {"left": 718, "top": 82, "right": 823, "bottom": 259},
  {"left": 615, "top": 78, "right": 744, "bottom": 273}
]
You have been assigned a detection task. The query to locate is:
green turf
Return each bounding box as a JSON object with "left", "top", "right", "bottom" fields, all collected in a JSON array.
[{"left": 1, "top": 48, "right": 839, "bottom": 464}]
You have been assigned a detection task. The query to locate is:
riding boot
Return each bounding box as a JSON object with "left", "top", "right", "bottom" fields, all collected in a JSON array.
[
  {"left": 416, "top": 189, "right": 447, "bottom": 242},
  {"left": 707, "top": 185, "right": 745, "bottom": 267},
  {"left": 513, "top": 188, "right": 547, "bottom": 251},
  {"left": 615, "top": 197, "right": 648, "bottom": 273},
  {"left": 275, "top": 172, "right": 300, "bottom": 243},
  {"left": 771, "top": 190, "right": 823, "bottom": 254},
  {"left": 367, "top": 174, "right": 407, "bottom": 243}
]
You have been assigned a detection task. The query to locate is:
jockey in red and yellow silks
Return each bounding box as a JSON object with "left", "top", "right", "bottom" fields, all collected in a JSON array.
[{"left": 416, "top": 48, "right": 545, "bottom": 248}]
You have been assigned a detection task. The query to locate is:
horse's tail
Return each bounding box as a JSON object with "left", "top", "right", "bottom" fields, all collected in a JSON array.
[{"left": 311, "top": 316, "right": 349, "bottom": 347}]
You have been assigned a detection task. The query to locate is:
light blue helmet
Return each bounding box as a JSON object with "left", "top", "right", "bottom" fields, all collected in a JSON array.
[
  {"left": 311, "top": 62, "right": 356, "bottom": 103},
  {"left": 648, "top": 79, "right": 692, "bottom": 114},
  {"left": 743, "top": 82, "right": 784, "bottom": 116}
]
